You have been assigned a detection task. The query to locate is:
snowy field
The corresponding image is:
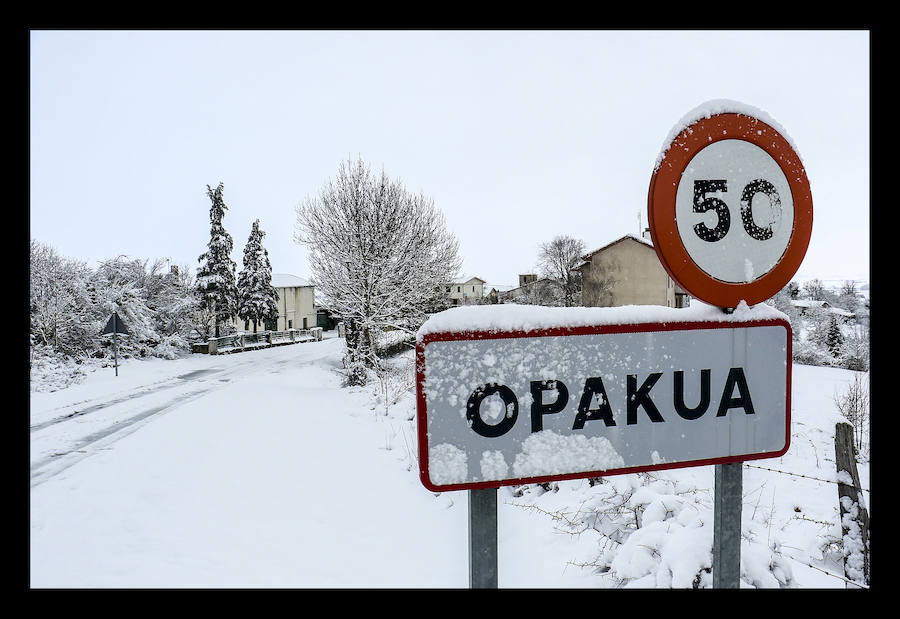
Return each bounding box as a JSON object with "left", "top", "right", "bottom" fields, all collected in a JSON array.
[{"left": 30, "top": 330, "right": 869, "bottom": 588}]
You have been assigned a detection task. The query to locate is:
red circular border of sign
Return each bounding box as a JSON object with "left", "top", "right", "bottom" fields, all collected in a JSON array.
[{"left": 648, "top": 112, "right": 813, "bottom": 308}]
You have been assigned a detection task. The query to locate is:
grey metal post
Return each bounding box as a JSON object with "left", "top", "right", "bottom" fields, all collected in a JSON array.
[
  {"left": 468, "top": 487, "right": 498, "bottom": 588},
  {"left": 113, "top": 330, "right": 118, "bottom": 377},
  {"left": 713, "top": 461, "right": 743, "bottom": 588}
]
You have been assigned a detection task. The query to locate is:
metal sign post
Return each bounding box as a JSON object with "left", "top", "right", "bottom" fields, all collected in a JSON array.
[
  {"left": 713, "top": 462, "right": 743, "bottom": 588},
  {"left": 648, "top": 102, "right": 813, "bottom": 588},
  {"left": 468, "top": 487, "right": 498, "bottom": 588}
]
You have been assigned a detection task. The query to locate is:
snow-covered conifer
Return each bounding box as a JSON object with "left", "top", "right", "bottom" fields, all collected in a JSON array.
[
  {"left": 195, "top": 182, "right": 238, "bottom": 338},
  {"left": 237, "top": 219, "right": 279, "bottom": 333}
]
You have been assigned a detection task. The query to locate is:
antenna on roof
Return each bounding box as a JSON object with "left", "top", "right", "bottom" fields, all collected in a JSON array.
[{"left": 638, "top": 210, "right": 642, "bottom": 236}]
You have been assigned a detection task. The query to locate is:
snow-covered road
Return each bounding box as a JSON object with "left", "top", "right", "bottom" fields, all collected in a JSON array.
[
  {"left": 30, "top": 337, "right": 600, "bottom": 587},
  {"left": 30, "top": 333, "right": 869, "bottom": 588}
]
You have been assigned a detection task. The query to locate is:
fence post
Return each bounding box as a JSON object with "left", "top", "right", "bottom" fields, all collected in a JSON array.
[
  {"left": 208, "top": 337, "right": 218, "bottom": 355},
  {"left": 834, "top": 422, "right": 869, "bottom": 587}
]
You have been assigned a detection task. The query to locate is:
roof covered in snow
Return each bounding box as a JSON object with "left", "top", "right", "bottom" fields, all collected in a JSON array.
[{"left": 271, "top": 273, "right": 312, "bottom": 288}]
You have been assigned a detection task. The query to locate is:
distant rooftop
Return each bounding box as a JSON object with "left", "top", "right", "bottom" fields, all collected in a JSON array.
[{"left": 272, "top": 273, "right": 311, "bottom": 288}]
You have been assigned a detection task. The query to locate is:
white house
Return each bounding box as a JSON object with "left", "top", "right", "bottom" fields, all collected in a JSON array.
[
  {"left": 269, "top": 273, "right": 317, "bottom": 331},
  {"left": 446, "top": 276, "right": 486, "bottom": 305}
]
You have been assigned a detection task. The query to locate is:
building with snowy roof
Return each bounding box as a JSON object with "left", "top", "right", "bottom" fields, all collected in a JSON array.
[
  {"left": 575, "top": 233, "right": 686, "bottom": 308},
  {"left": 445, "top": 275, "right": 486, "bottom": 305},
  {"left": 263, "top": 273, "right": 316, "bottom": 331}
]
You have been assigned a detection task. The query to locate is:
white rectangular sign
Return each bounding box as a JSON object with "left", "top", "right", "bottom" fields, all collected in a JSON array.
[{"left": 416, "top": 312, "right": 790, "bottom": 491}]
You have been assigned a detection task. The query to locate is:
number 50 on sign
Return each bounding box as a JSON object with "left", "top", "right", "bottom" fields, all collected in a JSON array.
[{"left": 648, "top": 111, "right": 813, "bottom": 309}]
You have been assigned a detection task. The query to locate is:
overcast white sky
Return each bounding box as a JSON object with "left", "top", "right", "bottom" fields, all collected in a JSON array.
[{"left": 30, "top": 30, "right": 870, "bottom": 288}]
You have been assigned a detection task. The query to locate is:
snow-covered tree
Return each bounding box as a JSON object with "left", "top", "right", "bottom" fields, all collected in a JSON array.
[
  {"left": 802, "top": 278, "right": 826, "bottom": 301},
  {"left": 29, "top": 239, "right": 95, "bottom": 357},
  {"left": 196, "top": 182, "right": 238, "bottom": 338},
  {"left": 765, "top": 285, "right": 800, "bottom": 341},
  {"left": 825, "top": 316, "right": 844, "bottom": 358},
  {"left": 836, "top": 280, "right": 861, "bottom": 314},
  {"left": 294, "top": 157, "right": 462, "bottom": 386},
  {"left": 237, "top": 219, "right": 279, "bottom": 333},
  {"left": 144, "top": 259, "right": 199, "bottom": 356},
  {"left": 537, "top": 235, "right": 585, "bottom": 307},
  {"left": 91, "top": 256, "right": 160, "bottom": 357}
]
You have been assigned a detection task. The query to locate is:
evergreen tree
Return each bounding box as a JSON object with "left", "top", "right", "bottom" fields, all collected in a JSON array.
[
  {"left": 237, "top": 219, "right": 280, "bottom": 333},
  {"left": 195, "top": 182, "right": 238, "bottom": 338},
  {"left": 826, "top": 315, "right": 844, "bottom": 358}
]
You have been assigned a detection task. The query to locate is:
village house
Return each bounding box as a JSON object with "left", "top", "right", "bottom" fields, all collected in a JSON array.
[
  {"left": 791, "top": 299, "right": 856, "bottom": 323},
  {"left": 575, "top": 233, "right": 687, "bottom": 308},
  {"left": 446, "top": 276, "right": 486, "bottom": 305},
  {"left": 267, "top": 273, "right": 316, "bottom": 331},
  {"left": 497, "top": 274, "right": 559, "bottom": 304}
]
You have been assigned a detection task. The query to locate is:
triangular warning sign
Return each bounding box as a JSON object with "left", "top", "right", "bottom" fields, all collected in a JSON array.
[{"left": 101, "top": 312, "right": 129, "bottom": 335}]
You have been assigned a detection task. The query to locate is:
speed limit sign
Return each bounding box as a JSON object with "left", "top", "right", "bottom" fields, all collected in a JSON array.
[{"left": 648, "top": 107, "right": 813, "bottom": 308}]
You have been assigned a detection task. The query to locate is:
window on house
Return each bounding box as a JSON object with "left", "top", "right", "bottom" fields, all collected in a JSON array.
[
  {"left": 288, "top": 320, "right": 292, "bottom": 329},
  {"left": 457, "top": 286, "right": 461, "bottom": 292}
]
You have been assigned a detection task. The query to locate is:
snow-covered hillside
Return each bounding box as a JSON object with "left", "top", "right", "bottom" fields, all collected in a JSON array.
[{"left": 30, "top": 330, "right": 869, "bottom": 588}]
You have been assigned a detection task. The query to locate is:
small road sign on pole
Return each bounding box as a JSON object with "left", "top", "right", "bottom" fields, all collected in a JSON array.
[{"left": 101, "top": 312, "right": 129, "bottom": 376}]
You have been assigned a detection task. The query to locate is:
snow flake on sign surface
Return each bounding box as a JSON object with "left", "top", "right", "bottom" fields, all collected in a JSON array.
[
  {"left": 479, "top": 450, "right": 509, "bottom": 481},
  {"left": 511, "top": 430, "right": 624, "bottom": 478},
  {"left": 428, "top": 443, "right": 467, "bottom": 485}
]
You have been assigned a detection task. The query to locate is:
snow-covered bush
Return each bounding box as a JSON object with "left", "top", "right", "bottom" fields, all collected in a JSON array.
[
  {"left": 30, "top": 240, "right": 201, "bottom": 390},
  {"left": 510, "top": 471, "right": 796, "bottom": 588},
  {"left": 29, "top": 342, "right": 102, "bottom": 393}
]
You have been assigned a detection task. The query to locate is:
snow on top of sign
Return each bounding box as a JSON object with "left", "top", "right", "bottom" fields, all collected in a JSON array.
[
  {"left": 417, "top": 300, "right": 786, "bottom": 340},
  {"left": 652, "top": 99, "right": 802, "bottom": 172}
]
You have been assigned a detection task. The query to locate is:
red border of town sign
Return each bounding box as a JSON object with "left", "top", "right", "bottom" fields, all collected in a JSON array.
[{"left": 416, "top": 318, "right": 792, "bottom": 492}]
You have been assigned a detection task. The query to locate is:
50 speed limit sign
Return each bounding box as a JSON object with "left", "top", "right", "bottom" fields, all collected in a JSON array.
[{"left": 648, "top": 107, "right": 813, "bottom": 308}]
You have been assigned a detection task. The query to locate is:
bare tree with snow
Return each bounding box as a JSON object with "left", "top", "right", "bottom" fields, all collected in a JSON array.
[
  {"left": 537, "top": 235, "right": 585, "bottom": 307},
  {"left": 294, "top": 157, "right": 462, "bottom": 386}
]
